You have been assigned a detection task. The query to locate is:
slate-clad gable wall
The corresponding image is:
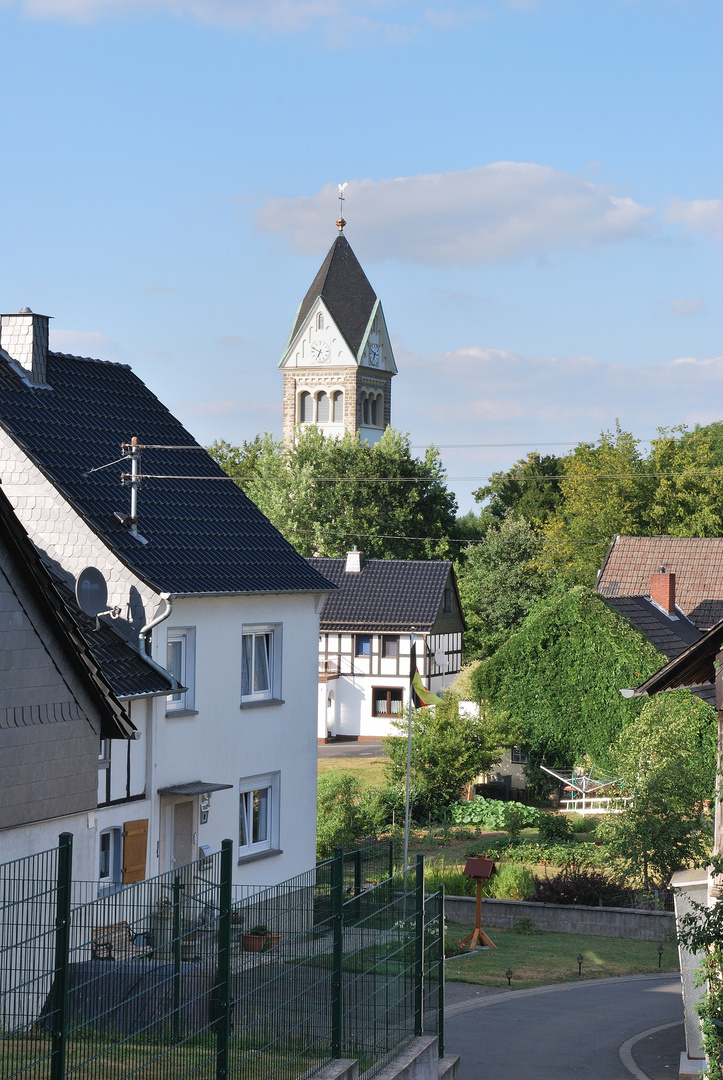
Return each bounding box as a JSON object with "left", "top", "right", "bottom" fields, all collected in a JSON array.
[
  {"left": 0, "top": 720, "right": 97, "bottom": 829},
  {"left": 0, "top": 426, "right": 161, "bottom": 636}
]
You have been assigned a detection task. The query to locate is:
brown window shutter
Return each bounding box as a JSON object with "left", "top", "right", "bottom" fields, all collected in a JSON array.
[{"left": 122, "top": 819, "right": 148, "bottom": 884}]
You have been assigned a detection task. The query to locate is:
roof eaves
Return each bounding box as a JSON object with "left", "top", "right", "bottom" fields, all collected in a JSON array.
[{"left": 621, "top": 618, "right": 723, "bottom": 700}]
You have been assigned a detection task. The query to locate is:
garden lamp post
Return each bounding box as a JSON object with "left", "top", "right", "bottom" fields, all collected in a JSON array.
[
  {"left": 505, "top": 968, "right": 513, "bottom": 987},
  {"left": 577, "top": 953, "right": 584, "bottom": 976}
]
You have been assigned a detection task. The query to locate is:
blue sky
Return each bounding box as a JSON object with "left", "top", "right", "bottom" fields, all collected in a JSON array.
[{"left": 0, "top": 0, "right": 720, "bottom": 512}]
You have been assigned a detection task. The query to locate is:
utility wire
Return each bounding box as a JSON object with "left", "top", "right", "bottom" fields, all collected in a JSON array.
[{"left": 118, "top": 469, "right": 723, "bottom": 483}]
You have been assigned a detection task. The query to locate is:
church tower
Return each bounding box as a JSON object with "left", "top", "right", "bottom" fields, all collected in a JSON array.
[{"left": 279, "top": 228, "right": 397, "bottom": 445}]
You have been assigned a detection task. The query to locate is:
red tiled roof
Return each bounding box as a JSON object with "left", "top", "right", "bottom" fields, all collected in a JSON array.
[{"left": 597, "top": 536, "right": 723, "bottom": 629}]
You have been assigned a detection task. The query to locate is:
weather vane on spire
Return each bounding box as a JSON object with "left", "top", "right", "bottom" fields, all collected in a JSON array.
[{"left": 336, "top": 182, "right": 348, "bottom": 233}]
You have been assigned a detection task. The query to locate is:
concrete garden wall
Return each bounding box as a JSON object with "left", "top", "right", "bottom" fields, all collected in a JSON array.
[{"left": 445, "top": 895, "right": 673, "bottom": 941}]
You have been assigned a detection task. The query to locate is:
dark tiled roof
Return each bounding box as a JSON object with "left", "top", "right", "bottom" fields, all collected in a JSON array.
[
  {"left": 50, "top": 576, "right": 174, "bottom": 701},
  {"left": 307, "top": 557, "right": 453, "bottom": 632},
  {"left": 0, "top": 352, "right": 335, "bottom": 597},
  {"left": 0, "top": 483, "right": 134, "bottom": 739},
  {"left": 625, "top": 617, "right": 723, "bottom": 704},
  {"left": 598, "top": 536, "right": 723, "bottom": 629},
  {"left": 603, "top": 596, "right": 702, "bottom": 661},
  {"left": 285, "top": 235, "right": 377, "bottom": 360}
]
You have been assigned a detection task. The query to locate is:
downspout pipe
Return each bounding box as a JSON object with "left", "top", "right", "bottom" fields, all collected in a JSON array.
[{"left": 138, "top": 593, "right": 176, "bottom": 682}]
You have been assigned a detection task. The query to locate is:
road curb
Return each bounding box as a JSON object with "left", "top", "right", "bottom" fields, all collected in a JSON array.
[{"left": 618, "top": 1020, "right": 684, "bottom": 1080}]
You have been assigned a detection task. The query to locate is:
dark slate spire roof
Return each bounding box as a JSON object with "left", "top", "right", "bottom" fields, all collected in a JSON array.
[
  {"left": 0, "top": 352, "right": 335, "bottom": 597},
  {"left": 284, "top": 235, "right": 377, "bottom": 361},
  {"left": 307, "top": 557, "right": 455, "bottom": 632}
]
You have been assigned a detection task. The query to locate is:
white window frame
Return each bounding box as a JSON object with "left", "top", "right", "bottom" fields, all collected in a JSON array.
[
  {"left": 166, "top": 628, "right": 196, "bottom": 714},
  {"left": 241, "top": 624, "right": 282, "bottom": 706},
  {"left": 239, "top": 772, "right": 280, "bottom": 860},
  {"left": 99, "top": 827, "right": 123, "bottom": 893}
]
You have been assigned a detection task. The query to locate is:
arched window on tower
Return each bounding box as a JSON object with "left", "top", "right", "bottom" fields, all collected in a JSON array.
[
  {"left": 316, "top": 312, "right": 325, "bottom": 330},
  {"left": 332, "top": 390, "right": 344, "bottom": 423},
  {"left": 299, "top": 391, "right": 312, "bottom": 423},
  {"left": 370, "top": 396, "right": 377, "bottom": 426},
  {"left": 376, "top": 393, "right": 384, "bottom": 426},
  {"left": 361, "top": 395, "right": 369, "bottom": 425},
  {"left": 316, "top": 391, "right": 330, "bottom": 423}
]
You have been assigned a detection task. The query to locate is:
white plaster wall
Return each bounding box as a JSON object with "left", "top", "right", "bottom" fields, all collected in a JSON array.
[
  {"left": 0, "top": 811, "right": 99, "bottom": 880},
  {"left": 153, "top": 593, "right": 322, "bottom": 886}
]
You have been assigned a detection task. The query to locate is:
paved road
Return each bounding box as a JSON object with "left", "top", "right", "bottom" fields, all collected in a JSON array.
[
  {"left": 445, "top": 974, "right": 683, "bottom": 1080},
  {"left": 317, "top": 740, "right": 385, "bottom": 759}
]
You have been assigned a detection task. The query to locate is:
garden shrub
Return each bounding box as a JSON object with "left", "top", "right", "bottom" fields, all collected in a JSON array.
[
  {"left": 512, "top": 917, "right": 538, "bottom": 935},
  {"left": 450, "top": 796, "right": 540, "bottom": 831},
  {"left": 485, "top": 863, "right": 535, "bottom": 900},
  {"left": 538, "top": 813, "right": 572, "bottom": 844},
  {"left": 316, "top": 770, "right": 367, "bottom": 859},
  {"left": 533, "top": 866, "right": 625, "bottom": 907},
  {"left": 570, "top": 815, "right": 599, "bottom": 833},
  {"left": 424, "top": 858, "right": 475, "bottom": 897}
]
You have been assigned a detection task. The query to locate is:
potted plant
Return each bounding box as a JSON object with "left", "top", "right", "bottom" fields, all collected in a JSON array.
[{"left": 241, "top": 924, "right": 280, "bottom": 953}]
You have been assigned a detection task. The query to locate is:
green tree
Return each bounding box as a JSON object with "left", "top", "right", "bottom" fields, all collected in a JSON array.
[
  {"left": 316, "top": 770, "right": 368, "bottom": 859},
  {"left": 241, "top": 426, "right": 458, "bottom": 558},
  {"left": 473, "top": 452, "right": 565, "bottom": 526},
  {"left": 645, "top": 425, "right": 723, "bottom": 537},
  {"left": 207, "top": 436, "right": 263, "bottom": 491},
  {"left": 472, "top": 586, "right": 664, "bottom": 767},
  {"left": 538, "top": 425, "right": 645, "bottom": 586},
  {"left": 383, "top": 694, "right": 510, "bottom": 820},
  {"left": 456, "top": 514, "right": 550, "bottom": 660},
  {"left": 597, "top": 691, "right": 716, "bottom": 888}
]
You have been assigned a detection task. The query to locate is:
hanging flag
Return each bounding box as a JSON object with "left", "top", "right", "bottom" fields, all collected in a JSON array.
[{"left": 409, "top": 641, "right": 444, "bottom": 708}]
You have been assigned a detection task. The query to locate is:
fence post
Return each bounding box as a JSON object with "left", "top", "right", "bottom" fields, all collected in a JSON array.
[
  {"left": 388, "top": 839, "right": 393, "bottom": 881},
  {"left": 172, "top": 875, "right": 183, "bottom": 1043},
  {"left": 437, "top": 885, "right": 445, "bottom": 1058},
  {"left": 331, "top": 846, "right": 344, "bottom": 1057},
  {"left": 50, "top": 832, "right": 73, "bottom": 1080},
  {"left": 217, "top": 840, "right": 233, "bottom": 1080},
  {"left": 414, "top": 853, "right": 424, "bottom": 1038}
]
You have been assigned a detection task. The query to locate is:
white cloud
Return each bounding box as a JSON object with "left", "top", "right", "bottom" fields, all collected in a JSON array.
[
  {"left": 666, "top": 199, "right": 723, "bottom": 243},
  {"left": 50, "top": 329, "right": 123, "bottom": 358},
  {"left": 256, "top": 164, "right": 653, "bottom": 265},
  {"left": 659, "top": 298, "right": 707, "bottom": 318}
]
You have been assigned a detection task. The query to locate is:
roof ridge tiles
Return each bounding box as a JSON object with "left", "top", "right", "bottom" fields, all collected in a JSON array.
[{"left": 50, "top": 351, "right": 131, "bottom": 368}]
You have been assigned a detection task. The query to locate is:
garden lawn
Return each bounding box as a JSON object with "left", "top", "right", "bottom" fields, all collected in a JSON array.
[
  {"left": 317, "top": 756, "right": 387, "bottom": 788},
  {"left": 444, "top": 924, "right": 679, "bottom": 990}
]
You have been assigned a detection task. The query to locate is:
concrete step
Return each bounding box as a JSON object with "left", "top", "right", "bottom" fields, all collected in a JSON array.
[{"left": 438, "top": 1054, "right": 460, "bottom": 1080}]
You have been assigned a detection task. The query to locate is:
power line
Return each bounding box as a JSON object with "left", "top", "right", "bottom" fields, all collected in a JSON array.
[{"left": 122, "top": 469, "right": 723, "bottom": 483}]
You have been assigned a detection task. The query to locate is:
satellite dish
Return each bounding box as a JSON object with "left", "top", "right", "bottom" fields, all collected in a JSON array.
[
  {"left": 433, "top": 647, "right": 445, "bottom": 668},
  {"left": 75, "top": 567, "right": 109, "bottom": 618}
]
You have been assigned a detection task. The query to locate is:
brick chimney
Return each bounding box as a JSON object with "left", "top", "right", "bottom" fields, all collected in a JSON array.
[
  {"left": 0, "top": 308, "right": 49, "bottom": 385},
  {"left": 650, "top": 566, "right": 676, "bottom": 615}
]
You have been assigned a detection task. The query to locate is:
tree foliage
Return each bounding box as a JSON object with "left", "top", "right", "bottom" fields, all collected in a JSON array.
[
  {"left": 472, "top": 586, "right": 664, "bottom": 767},
  {"left": 383, "top": 695, "right": 510, "bottom": 819},
  {"left": 473, "top": 451, "right": 565, "bottom": 526},
  {"left": 456, "top": 514, "right": 550, "bottom": 660},
  {"left": 596, "top": 690, "right": 716, "bottom": 888},
  {"left": 228, "top": 427, "right": 458, "bottom": 559},
  {"left": 207, "top": 436, "right": 263, "bottom": 491}
]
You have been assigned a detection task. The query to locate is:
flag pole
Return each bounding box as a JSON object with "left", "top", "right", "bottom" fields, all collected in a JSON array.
[{"left": 403, "top": 631, "right": 415, "bottom": 894}]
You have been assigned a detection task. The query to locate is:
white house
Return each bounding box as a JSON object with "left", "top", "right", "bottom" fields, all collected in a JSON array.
[
  {"left": 308, "top": 550, "right": 465, "bottom": 741},
  {"left": 0, "top": 307, "right": 334, "bottom": 888}
]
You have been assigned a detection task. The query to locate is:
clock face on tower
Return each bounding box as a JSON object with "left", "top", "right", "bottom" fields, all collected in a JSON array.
[
  {"left": 368, "top": 343, "right": 381, "bottom": 366},
  {"left": 310, "top": 340, "right": 331, "bottom": 364}
]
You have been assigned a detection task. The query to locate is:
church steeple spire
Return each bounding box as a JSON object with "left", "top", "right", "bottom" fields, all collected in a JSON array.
[{"left": 279, "top": 230, "right": 397, "bottom": 447}]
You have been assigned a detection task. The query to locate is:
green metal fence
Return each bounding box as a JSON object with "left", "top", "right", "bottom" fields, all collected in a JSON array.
[{"left": 0, "top": 837, "right": 443, "bottom": 1080}]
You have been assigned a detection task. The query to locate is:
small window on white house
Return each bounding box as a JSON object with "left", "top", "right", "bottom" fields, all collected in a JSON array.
[
  {"left": 373, "top": 688, "right": 404, "bottom": 716},
  {"left": 239, "top": 773, "right": 280, "bottom": 858},
  {"left": 511, "top": 746, "right": 528, "bottom": 764},
  {"left": 382, "top": 636, "right": 399, "bottom": 658},
  {"left": 316, "top": 391, "right": 330, "bottom": 423},
  {"left": 316, "top": 312, "right": 324, "bottom": 330},
  {"left": 99, "top": 828, "right": 122, "bottom": 892},
  {"left": 166, "top": 629, "right": 195, "bottom": 713},
  {"left": 241, "top": 626, "right": 281, "bottom": 704},
  {"left": 332, "top": 390, "right": 343, "bottom": 423},
  {"left": 299, "top": 391, "right": 312, "bottom": 423},
  {"left": 355, "top": 635, "right": 371, "bottom": 657}
]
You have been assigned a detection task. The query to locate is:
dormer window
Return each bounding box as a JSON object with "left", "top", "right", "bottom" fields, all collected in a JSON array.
[{"left": 316, "top": 312, "right": 325, "bottom": 330}]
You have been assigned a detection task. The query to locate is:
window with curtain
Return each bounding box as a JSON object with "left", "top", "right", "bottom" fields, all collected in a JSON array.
[
  {"left": 242, "top": 631, "right": 272, "bottom": 700},
  {"left": 239, "top": 773, "right": 280, "bottom": 858}
]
